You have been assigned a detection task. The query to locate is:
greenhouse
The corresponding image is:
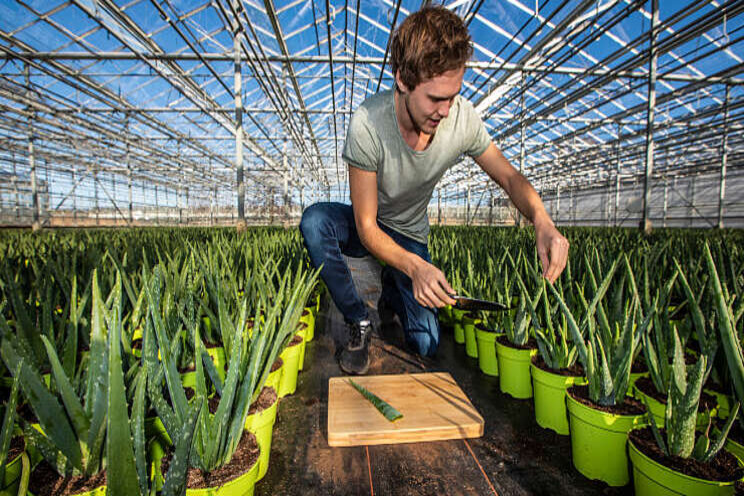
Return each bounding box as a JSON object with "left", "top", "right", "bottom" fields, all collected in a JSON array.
[{"left": 1, "top": 0, "right": 743, "bottom": 495}]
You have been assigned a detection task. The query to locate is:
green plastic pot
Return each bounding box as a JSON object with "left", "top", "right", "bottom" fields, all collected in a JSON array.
[
  {"left": 300, "top": 307, "right": 315, "bottom": 342},
  {"left": 186, "top": 456, "right": 260, "bottom": 496},
  {"left": 566, "top": 392, "right": 646, "bottom": 486},
  {"left": 245, "top": 388, "right": 279, "bottom": 481},
  {"left": 634, "top": 385, "right": 716, "bottom": 429},
  {"left": 475, "top": 326, "right": 501, "bottom": 376},
  {"left": 296, "top": 326, "right": 307, "bottom": 371},
  {"left": 28, "top": 482, "right": 106, "bottom": 496},
  {"left": 462, "top": 314, "right": 481, "bottom": 358},
  {"left": 629, "top": 434, "right": 740, "bottom": 495},
  {"left": 452, "top": 309, "right": 467, "bottom": 344},
  {"left": 153, "top": 438, "right": 260, "bottom": 496},
  {"left": 495, "top": 341, "right": 536, "bottom": 399},
  {"left": 530, "top": 363, "right": 585, "bottom": 435},
  {"left": 265, "top": 360, "right": 283, "bottom": 394},
  {"left": 278, "top": 338, "right": 302, "bottom": 397}
]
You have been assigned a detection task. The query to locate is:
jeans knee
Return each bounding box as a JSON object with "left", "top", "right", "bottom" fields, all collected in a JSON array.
[
  {"left": 406, "top": 331, "right": 439, "bottom": 357},
  {"left": 405, "top": 315, "right": 440, "bottom": 357},
  {"left": 300, "top": 204, "right": 331, "bottom": 248}
]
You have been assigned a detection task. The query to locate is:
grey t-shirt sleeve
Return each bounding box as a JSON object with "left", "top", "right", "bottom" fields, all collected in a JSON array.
[
  {"left": 342, "top": 107, "right": 380, "bottom": 171},
  {"left": 460, "top": 98, "right": 492, "bottom": 158}
]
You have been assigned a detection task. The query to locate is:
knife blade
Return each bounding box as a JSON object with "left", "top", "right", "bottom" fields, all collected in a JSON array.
[{"left": 451, "top": 295, "right": 513, "bottom": 312}]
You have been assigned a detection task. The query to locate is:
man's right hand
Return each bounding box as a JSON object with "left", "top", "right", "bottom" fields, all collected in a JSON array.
[{"left": 409, "top": 258, "right": 457, "bottom": 309}]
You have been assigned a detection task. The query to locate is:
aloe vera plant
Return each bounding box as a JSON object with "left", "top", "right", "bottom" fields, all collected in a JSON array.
[
  {"left": 348, "top": 379, "right": 403, "bottom": 422},
  {"left": 704, "top": 242, "right": 744, "bottom": 431},
  {"left": 145, "top": 258, "right": 318, "bottom": 487},
  {"left": 526, "top": 278, "right": 578, "bottom": 370},
  {"left": 0, "top": 270, "right": 114, "bottom": 481},
  {"left": 549, "top": 254, "right": 655, "bottom": 406},
  {"left": 644, "top": 325, "right": 740, "bottom": 463}
]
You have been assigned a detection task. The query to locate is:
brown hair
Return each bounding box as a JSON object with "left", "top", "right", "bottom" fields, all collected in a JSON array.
[{"left": 390, "top": 6, "right": 473, "bottom": 90}]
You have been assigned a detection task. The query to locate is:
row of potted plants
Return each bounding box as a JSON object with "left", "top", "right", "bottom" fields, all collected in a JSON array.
[
  {"left": 432, "top": 227, "right": 744, "bottom": 494},
  {"left": 0, "top": 227, "right": 322, "bottom": 495}
]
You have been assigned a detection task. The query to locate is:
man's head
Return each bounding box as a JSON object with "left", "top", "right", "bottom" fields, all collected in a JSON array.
[
  {"left": 390, "top": 7, "right": 472, "bottom": 134},
  {"left": 391, "top": 6, "right": 473, "bottom": 91}
]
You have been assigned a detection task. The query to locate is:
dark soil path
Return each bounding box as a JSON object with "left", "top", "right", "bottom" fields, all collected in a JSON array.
[{"left": 257, "top": 256, "right": 633, "bottom": 495}]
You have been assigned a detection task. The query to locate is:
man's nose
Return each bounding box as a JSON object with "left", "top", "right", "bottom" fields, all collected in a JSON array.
[{"left": 437, "top": 101, "right": 450, "bottom": 118}]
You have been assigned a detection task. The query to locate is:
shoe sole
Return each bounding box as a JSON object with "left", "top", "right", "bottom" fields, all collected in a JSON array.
[{"left": 338, "top": 357, "right": 370, "bottom": 375}]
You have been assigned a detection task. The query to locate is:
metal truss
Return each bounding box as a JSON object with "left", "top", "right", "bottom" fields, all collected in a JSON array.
[{"left": 0, "top": 0, "right": 742, "bottom": 228}]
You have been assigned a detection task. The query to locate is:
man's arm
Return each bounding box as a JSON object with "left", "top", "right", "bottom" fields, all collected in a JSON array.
[
  {"left": 348, "top": 165, "right": 456, "bottom": 308},
  {"left": 474, "top": 143, "right": 569, "bottom": 283}
]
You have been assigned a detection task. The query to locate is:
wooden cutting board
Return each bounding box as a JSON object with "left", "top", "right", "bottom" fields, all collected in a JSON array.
[{"left": 327, "top": 372, "right": 484, "bottom": 447}]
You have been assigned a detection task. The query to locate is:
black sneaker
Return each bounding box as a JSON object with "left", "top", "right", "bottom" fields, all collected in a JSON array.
[{"left": 338, "top": 319, "right": 371, "bottom": 375}]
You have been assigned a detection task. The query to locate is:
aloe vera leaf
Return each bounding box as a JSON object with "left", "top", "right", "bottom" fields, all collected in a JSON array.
[
  {"left": 131, "top": 368, "right": 149, "bottom": 496},
  {"left": 145, "top": 269, "right": 187, "bottom": 422},
  {"left": 704, "top": 244, "right": 744, "bottom": 406},
  {"left": 3, "top": 276, "right": 44, "bottom": 366},
  {"left": 61, "top": 277, "right": 77, "bottom": 377},
  {"left": 0, "top": 337, "right": 83, "bottom": 471},
  {"left": 674, "top": 259, "right": 709, "bottom": 346},
  {"left": 348, "top": 379, "right": 403, "bottom": 422},
  {"left": 143, "top": 321, "right": 177, "bottom": 439},
  {"left": 85, "top": 271, "right": 108, "bottom": 418},
  {"left": 161, "top": 400, "right": 202, "bottom": 496},
  {"left": 0, "top": 363, "right": 21, "bottom": 484},
  {"left": 643, "top": 394, "right": 669, "bottom": 456},
  {"left": 21, "top": 423, "right": 69, "bottom": 476},
  {"left": 40, "top": 336, "right": 90, "bottom": 447},
  {"left": 106, "top": 301, "right": 140, "bottom": 496}
]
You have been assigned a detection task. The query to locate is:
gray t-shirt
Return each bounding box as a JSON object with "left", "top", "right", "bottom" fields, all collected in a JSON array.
[{"left": 342, "top": 89, "right": 491, "bottom": 243}]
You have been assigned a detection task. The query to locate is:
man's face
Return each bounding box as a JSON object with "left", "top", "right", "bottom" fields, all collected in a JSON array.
[{"left": 398, "top": 67, "right": 465, "bottom": 134}]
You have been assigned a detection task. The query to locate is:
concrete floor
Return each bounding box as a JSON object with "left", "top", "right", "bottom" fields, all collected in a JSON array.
[{"left": 256, "top": 256, "right": 634, "bottom": 495}]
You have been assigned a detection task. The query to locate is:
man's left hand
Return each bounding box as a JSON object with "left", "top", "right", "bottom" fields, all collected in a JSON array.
[{"left": 534, "top": 218, "right": 569, "bottom": 284}]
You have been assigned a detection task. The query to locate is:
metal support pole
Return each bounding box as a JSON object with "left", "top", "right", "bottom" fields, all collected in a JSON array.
[
  {"left": 466, "top": 185, "right": 471, "bottom": 225},
  {"left": 718, "top": 84, "right": 730, "bottom": 228},
  {"left": 518, "top": 71, "right": 526, "bottom": 228},
  {"left": 233, "top": 1, "right": 245, "bottom": 226},
  {"left": 556, "top": 186, "right": 561, "bottom": 224},
  {"left": 211, "top": 186, "right": 216, "bottom": 226},
  {"left": 688, "top": 179, "right": 695, "bottom": 228},
  {"left": 12, "top": 151, "right": 19, "bottom": 219},
  {"left": 155, "top": 184, "right": 159, "bottom": 226},
  {"left": 72, "top": 167, "right": 77, "bottom": 221},
  {"left": 488, "top": 189, "right": 494, "bottom": 226},
  {"left": 641, "top": 0, "right": 659, "bottom": 234},
  {"left": 283, "top": 164, "right": 289, "bottom": 225},
  {"left": 94, "top": 172, "right": 100, "bottom": 225},
  {"left": 26, "top": 64, "right": 40, "bottom": 230},
  {"left": 437, "top": 189, "right": 442, "bottom": 225},
  {"left": 662, "top": 177, "right": 668, "bottom": 227},
  {"left": 615, "top": 124, "right": 621, "bottom": 227},
  {"left": 124, "top": 118, "right": 133, "bottom": 224}
]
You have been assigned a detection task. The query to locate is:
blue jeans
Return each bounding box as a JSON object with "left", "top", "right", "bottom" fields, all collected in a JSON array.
[{"left": 300, "top": 202, "right": 440, "bottom": 357}]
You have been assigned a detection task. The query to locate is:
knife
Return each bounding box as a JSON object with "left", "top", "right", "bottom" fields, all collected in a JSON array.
[{"left": 451, "top": 295, "right": 513, "bottom": 312}]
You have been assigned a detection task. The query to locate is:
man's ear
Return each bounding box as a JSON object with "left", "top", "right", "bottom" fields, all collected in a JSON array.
[{"left": 395, "top": 69, "right": 409, "bottom": 94}]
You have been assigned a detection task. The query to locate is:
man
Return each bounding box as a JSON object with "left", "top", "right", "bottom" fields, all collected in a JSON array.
[{"left": 300, "top": 6, "right": 568, "bottom": 375}]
